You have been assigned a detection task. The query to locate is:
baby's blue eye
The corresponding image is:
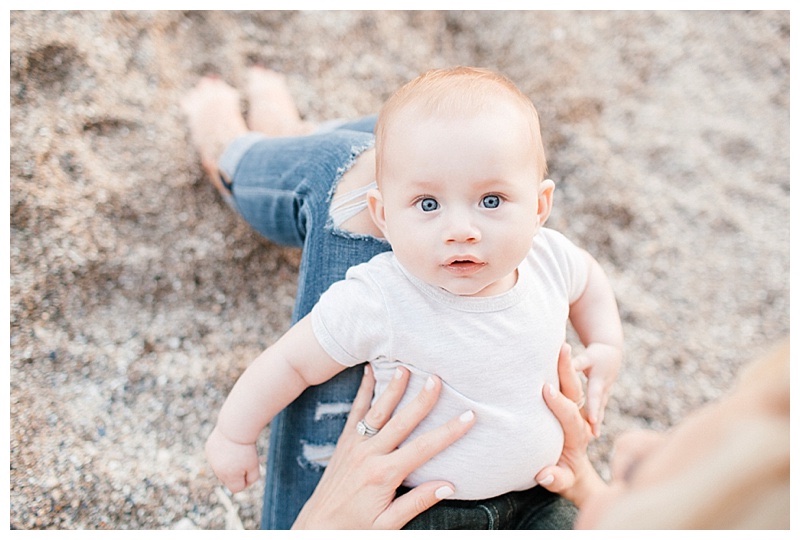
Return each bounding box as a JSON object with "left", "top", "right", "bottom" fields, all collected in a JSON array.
[
  {"left": 418, "top": 198, "right": 440, "bottom": 212},
  {"left": 481, "top": 195, "right": 501, "bottom": 209}
]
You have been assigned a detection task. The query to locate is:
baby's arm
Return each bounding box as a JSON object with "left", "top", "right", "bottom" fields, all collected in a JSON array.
[
  {"left": 206, "top": 314, "right": 346, "bottom": 492},
  {"left": 568, "top": 251, "right": 624, "bottom": 436}
]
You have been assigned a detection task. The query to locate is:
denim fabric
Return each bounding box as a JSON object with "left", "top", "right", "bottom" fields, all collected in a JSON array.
[
  {"left": 400, "top": 486, "right": 577, "bottom": 530},
  {"left": 219, "top": 116, "right": 391, "bottom": 529}
]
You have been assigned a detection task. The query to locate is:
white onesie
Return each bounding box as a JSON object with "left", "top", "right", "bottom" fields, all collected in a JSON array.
[{"left": 311, "top": 227, "right": 589, "bottom": 500}]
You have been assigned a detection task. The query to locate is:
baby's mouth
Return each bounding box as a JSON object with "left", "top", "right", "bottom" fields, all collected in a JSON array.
[{"left": 444, "top": 258, "right": 486, "bottom": 274}]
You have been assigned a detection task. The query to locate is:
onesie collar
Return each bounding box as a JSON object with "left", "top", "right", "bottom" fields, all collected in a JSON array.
[{"left": 393, "top": 257, "right": 529, "bottom": 313}]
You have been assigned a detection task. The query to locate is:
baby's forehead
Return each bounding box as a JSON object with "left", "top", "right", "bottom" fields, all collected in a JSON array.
[
  {"left": 376, "top": 76, "right": 547, "bottom": 183},
  {"left": 389, "top": 90, "right": 529, "bottom": 124},
  {"left": 384, "top": 103, "right": 537, "bottom": 155},
  {"left": 385, "top": 106, "right": 532, "bottom": 152}
]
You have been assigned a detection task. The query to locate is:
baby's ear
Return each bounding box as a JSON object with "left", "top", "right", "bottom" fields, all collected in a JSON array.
[
  {"left": 537, "top": 179, "right": 555, "bottom": 226},
  {"left": 366, "top": 188, "right": 390, "bottom": 241}
]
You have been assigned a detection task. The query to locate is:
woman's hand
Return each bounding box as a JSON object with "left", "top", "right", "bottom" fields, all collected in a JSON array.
[
  {"left": 535, "top": 344, "right": 608, "bottom": 508},
  {"left": 292, "top": 365, "right": 476, "bottom": 530}
]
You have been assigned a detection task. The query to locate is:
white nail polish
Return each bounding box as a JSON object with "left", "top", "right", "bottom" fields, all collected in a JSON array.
[
  {"left": 548, "top": 383, "right": 556, "bottom": 398},
  {"left": 425, "top": 376, "right": 435, "bottom": 390},
  {"left": 539, "top": 474, "right": 554, "bottom": 486},
  {"left": 459, "top": 410, "right": 474, "bottom": 423},
  {"left": 395, "top": 367, "right": 403, "bottom": 379},
  {"left": 435, "top": 486, "right": 455, "bottom": 499}
]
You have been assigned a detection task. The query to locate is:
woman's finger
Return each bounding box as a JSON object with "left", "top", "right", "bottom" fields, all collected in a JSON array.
[
  {"left": 390, "top": 408, "right": 476, "bottom": 477},
  {"left": 372, "top": 375, "right": 443, "bottom": 452},
  {"left": 376, "top": 482, "right": 456, "bottom": 530},
  {"left": 535, "top": 465, "right": 575, "bottom": 495},
  {"left": 341, "top": 364, "right": 378, "bottom": 435},
  {"left": 361, "top": 366, "right": 410, "bottom": 432},
  {"left": 545, "top": 383, "right": 590, "bottom": 448}
]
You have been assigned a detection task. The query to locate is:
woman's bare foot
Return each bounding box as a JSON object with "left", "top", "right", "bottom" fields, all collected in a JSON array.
[
  {"left": 245, "top": 66, "right": 315, "bottom": 136},
  {"left": 181, "top": 76, "right": 248, "bottom": 196}
]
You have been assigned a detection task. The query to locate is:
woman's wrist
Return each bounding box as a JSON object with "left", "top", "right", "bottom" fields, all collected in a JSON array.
[{"left": 566, "top": 456, "right": 608, "bottom": 509}]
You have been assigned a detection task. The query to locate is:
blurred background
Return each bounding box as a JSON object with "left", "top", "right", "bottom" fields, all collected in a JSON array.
[{"left": 9, "top": 11, "right": 789, "bottom": 529}]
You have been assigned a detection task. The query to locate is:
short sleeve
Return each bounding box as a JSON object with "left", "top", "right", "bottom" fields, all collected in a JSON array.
[
  {"left": 310, "top": 261, "right": 391, "bottom": 367},
  {"left": 539, "top": 228, "right": 590, "bottom": 304}
]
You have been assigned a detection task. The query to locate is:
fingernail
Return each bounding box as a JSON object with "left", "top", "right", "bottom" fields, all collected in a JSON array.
[
  {"left": 459, "top": 410, "right": 474, "bottom": 423},
  {"left": 539, "top": 474, "right": 554, "bottom": 486},
  {"left": 548, "top": 383, "right": 557, "bottom": 398},
  {"left": 435, "top": 486, "right": 454, "bottom": 499},
  {"left": 395, "top": 367, "right": 403, "bottom": 379},
  {"left": 425, "top": 376, "right": 435, "bottom": 390},
  {"left": 364, "top": 364, "right": 371, "bottom": 376}
]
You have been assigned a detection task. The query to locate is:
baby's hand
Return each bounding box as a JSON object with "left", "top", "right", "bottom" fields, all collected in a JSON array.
[
  {"left": 205, "top": 426, "right": 260, "bottom": 493},
  {"left": 571, "top": 343, "right": 622, "bottom": 437}
]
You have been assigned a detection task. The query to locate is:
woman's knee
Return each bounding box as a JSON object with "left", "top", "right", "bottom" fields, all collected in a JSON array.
[{"left": 328, "top": 148, "right": 384, "bottom": 239}]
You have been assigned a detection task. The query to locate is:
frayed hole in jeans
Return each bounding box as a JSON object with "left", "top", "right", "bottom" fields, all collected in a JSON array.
[
  {"left": 314, "top": 401, "right": 352, "bottom": 421},
  {"left": 297, "top": 441, "right": 336, "bottom": 470}
]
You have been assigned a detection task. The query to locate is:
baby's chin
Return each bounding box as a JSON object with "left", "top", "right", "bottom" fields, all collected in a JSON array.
[
  {"left": 440, "top": 281, "right": 500, "bottom": 298},
  {"left": 441, "top": 272, "right": 518, "bottom": 298}
]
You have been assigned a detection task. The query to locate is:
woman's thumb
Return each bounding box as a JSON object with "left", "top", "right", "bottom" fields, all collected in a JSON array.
[{"left": 535, "top": 465, "right": 573, "bottom": 494}]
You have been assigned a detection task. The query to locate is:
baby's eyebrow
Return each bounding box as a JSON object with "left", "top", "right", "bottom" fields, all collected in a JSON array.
[
  {"left": 406, "top": 178, "right": 440, "bottom": 191},
  {"left": 472, "top": 177, "right": 516, "bottom": 189}
]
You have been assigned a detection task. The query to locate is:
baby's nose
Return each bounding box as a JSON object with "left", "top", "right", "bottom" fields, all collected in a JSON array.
[{"left": 444, "top": 213, "right": 481, "bottom": 244}]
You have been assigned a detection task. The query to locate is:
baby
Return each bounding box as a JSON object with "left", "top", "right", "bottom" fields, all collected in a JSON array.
[{"left": 206, "top": 67, "right": 623, "bottom": 502}]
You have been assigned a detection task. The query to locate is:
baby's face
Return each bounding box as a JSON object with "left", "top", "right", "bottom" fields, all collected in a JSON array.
[{"left": 371, "top": 103, "right": 551, "bottom": 297}]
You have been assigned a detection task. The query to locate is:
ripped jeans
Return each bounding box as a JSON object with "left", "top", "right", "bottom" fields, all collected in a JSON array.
[
  {"left": 218, "top": 116, "right": 391, "bottom": 529},
  {"left": 217, "top": 117, "right": 577, "bottom": 530}
]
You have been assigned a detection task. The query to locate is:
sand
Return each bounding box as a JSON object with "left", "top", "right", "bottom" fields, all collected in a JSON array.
[{"left": 9, "top": 10, "right": 789, "bottom": 529}]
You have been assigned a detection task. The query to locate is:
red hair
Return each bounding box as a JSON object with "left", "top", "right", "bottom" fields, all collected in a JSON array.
[{"left": 375, "top": 66, "right": 547, "bottom": 182}]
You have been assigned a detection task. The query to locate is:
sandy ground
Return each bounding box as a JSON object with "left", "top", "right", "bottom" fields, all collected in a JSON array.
[{"left": 9, "top": 11, "right": 789, "bottom": 529}]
